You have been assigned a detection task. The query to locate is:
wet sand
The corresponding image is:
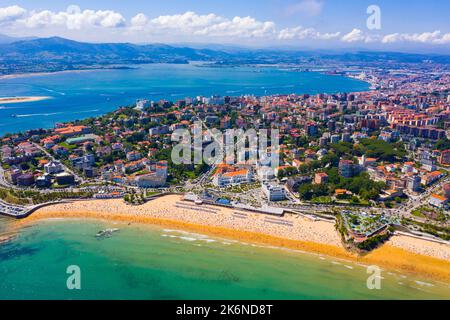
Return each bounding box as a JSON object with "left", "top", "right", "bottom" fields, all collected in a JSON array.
[{"left": 0, "top": 96, "right": 50, "bottom": 104}]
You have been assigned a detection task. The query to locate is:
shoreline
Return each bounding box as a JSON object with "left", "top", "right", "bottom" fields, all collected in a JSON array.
[
  {"left": 0, "top": 96, "right": 51, "bottom": 104},
  {"left": 15, "top": 195, "right": 450, "bottom": 284},
  {"left": 0, "top": 68, "right": 124, "bottom": 80}
]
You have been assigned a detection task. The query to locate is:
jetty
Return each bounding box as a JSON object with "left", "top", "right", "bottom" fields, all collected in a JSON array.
[{"left": 0, "top": 199, "right": 68, "bottom": 219}]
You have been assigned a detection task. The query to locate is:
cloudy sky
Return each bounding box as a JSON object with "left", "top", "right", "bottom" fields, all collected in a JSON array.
[{"left": 1, "top": 0, "right": 449, "bottom": 52}]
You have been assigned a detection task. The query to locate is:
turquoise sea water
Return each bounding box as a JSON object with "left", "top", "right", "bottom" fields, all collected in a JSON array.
[
  {"left": 0, "top": 63, "right": 369, "bottom": 135},
  {"left": 0, "top": 218, "right": 449, "bottom": 300}
]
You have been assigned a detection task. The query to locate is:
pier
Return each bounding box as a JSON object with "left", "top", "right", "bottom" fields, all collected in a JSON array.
[{"left": 0, "top": 199, "right": 68, "bottom": 219}]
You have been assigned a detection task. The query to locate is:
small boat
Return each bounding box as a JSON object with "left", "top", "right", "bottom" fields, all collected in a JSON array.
[
  {"left": 195, "top": 199, "right": 203, "bottom": 205},
  {"left": 11, "top": 114, "right": 17, "bottom": 118},
  {"left": 96, "top": 228, "right": 119, "bottom": 238}
]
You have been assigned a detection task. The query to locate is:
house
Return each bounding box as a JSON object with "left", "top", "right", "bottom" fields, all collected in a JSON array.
[
  {"left": 36, "top": 174, "right": 52, "bottom": 188},
  {"left": 439, "top": 150, "right": 450, "bottom": 165},
  {"left": 257, "top": 166, "right": 274, "bottom": 181},
  {"left": 126, "top": 151, "right": 142, "bottom": 161},
  {"left": 429, "top": 194, "right": 448, "bottom": 208},
  {"left": 41, "top": 135, "right": 61, "bottom": 149},
  {"left": 52, "top": 145, "right": 69, "bottom": 156},
  {"left": 16, "top": 173, "right": 35, "bottom": 187},
  {"left": 262, "top": 183, "right": 286, "bottom": 201},
  {"left": 421, "top": 171, "right": 443, "bottom": 186},
  {"left": 44, "top": 161, "right": 64, "bottom": 175},
  {"left": 7, "top": 169, "right": 22, "bottom": 184},
  {"left": 314, "top": 172, "right": 328, "bottom": 185},
  {"left": 55, "top": 172, "right": 75, "bottom": 185},
  {"left": 379, "top": 188, "right": 404, "bottom": 201},
  {"left": 70, "top": 154, "right": 95, "bottom": 169},
  {"left": 54, "top": 125, "right": 90, "bottom": 137},
  {"left": 286, "top": 176, "right": 311, "bottom": 193},
  {"left": 149, "top": 125, "right": 169, "bottom": 136},
  {"left": 339, "top": 159, "right": 354, "bottom": 178},
  {"left": 213, "top": 165, "right": 252, "bottom": 187},
  {"left": 134, "top": 173, "right": 166, "bottom": 188},
  {"left": 402, "top": 162, "right": 416, "bottom": 174},
  {"left": 122, "top": 160, "right": 146, "bottom": 174},
  {"left": 358, "top": 155, "right": 377, "bottom": 167},
  {"left": 335, "top": 189, "right": 352, "bottom": 197},
  {"left": 111, "top": 143, "right": 123, "bottom": 151},
  {"left": 292, "top": 159, "right": 303, "bottom": 168}
]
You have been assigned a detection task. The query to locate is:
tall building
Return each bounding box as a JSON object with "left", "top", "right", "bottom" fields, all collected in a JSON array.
[
  {"left": 407, "top": 175, "right": 421, "bottom": 192},
  {"left": 439, "top": 150, "right": 450, "bottom": 165},
  {"left": 339, "top": 160, "right": 354, "bottom": 178},
  {"left": 305, "top": 122, "right": 318, "bottom": 137},
  {"left": 262, "top": 183, "right": 286, "bottom": 201}
]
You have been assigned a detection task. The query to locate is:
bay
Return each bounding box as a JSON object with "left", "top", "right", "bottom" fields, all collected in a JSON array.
[
  {"left": 0, "top": 219, "right": 449, "bottom": 300},
  {"left": 0, "top": 63, "right": 369, "bottom": 135}
]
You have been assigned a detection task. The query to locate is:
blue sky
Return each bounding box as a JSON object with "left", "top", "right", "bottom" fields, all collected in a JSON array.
[{"left": 1, "top": 0, "right": 450, "bottom": 52}]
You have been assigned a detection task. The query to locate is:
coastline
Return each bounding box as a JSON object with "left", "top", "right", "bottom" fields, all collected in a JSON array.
[
  {"left": 0, "top": 69, "right": 113, "bottom": 80},
  {"left": 0, "top": 96, "right": 51, "bottom": 104},
  {"left": 16, "top": 194, "right": 450, "bottom": 283}
]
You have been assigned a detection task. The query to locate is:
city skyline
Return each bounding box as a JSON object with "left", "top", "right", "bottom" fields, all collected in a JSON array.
[{"left": 0, "top": 0, "right": 450, "bottom": 53}]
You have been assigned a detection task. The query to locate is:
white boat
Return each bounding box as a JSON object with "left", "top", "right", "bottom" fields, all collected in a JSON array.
[
  {"left": 194, "top": 199, "right": 203, "bottom": 205},
  {"left": 96, "top": 228, "right": 119, "bottom": 238}
]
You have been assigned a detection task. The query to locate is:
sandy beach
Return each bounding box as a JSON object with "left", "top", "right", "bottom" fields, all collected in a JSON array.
[
  {"left": 0, "top": 96, "right": 51, "bottom": 104},
  {"left": 19, "top": 194, "right": 450, "bottom": 283}
]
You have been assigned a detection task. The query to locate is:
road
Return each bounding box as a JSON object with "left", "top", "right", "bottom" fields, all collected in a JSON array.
[
  {"left": 32, "top": 142, "right": 85, "bottom": 184},
  {"left": 0, "top": 165, "right": 14, "bottom": 188}
]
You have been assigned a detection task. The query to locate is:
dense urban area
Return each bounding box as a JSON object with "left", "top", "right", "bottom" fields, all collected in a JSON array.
[{"left": 1, "top": 60, "right": 450, "bottom": 249}]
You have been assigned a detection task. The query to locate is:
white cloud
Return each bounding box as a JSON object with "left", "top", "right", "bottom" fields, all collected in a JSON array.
[
  {"left": 130, "top": 13, "right": 148, "bottom": 29},
  {"left": 151, "top": 11, "right": 224, "bottom": 30},
  {"left": 340, "top": 28, "right": 380, "bottom": 43},
  {"left": 192, "top": 16, "right": 276, "bottom": 38},
  {"left": 278, "top": 26, "right": 340, "bottom": 40},
  {"left": 0, "top": 4, "right": 449, "bottom": 47},
  {"left": 132, "top": 11, "right": 276, "bottom": 39},
  {"left": 20, "top": 5, "right": 125, "bottom": 30},
  {"left": 0, "top": 5, "right": 26, "bottom": 24},
  {"left": 382, "top": 30, "right": 450, "bottom": 44},
  {"left": 286, "top": 0, "right": 324, "bottom": 16},
  {"left": 341, "top": 28, "right": 366, "bottom": 43}
]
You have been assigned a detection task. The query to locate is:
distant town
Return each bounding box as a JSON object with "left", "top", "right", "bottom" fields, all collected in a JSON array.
[{"left": 1, "top": 60, "right": 450, "bottom": 249}]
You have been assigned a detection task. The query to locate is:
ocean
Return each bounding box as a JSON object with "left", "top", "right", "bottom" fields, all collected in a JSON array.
[
  {"left": 0, "top": 63, "right": 369, "bottom": 135},
  {"left": 0, "top": 218, "right": 449, "bottom": 300}
]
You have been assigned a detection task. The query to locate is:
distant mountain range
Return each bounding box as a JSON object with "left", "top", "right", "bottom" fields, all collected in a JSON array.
[
  {"left": 0, "top": 34, "right": 37, "bottom": 44},
  {"left": 0, "top": 36, "right": 228, "bottom": 63},
  {"left": 0, "top": 36, "right": 449, "bottom": 76}
]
